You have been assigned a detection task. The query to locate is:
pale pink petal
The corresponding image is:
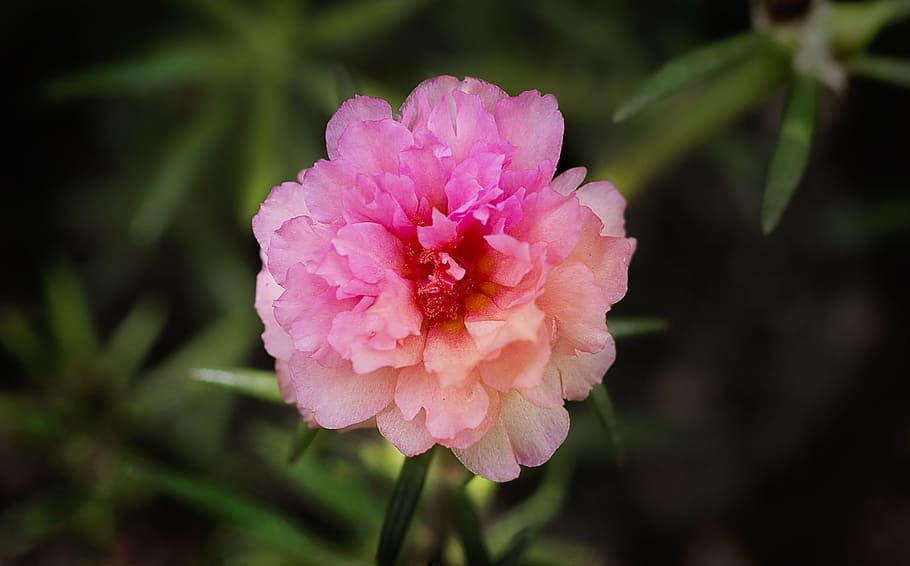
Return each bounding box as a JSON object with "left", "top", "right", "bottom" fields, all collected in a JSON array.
[
  {"left": 576, "top": 181, "right": 627, "bottom": 237},
  {"left": 550, "top": 167, "right": 587, "bottom": 196},
  {"left": 478, "top": 323, "right": 550, "bottom": 392},
  {"left": 482, "top": 233, "right": 532, "bottom": 287},
  {"left": 399, "top": 75, "right": 462, "bottom": 131},
  {"left": 510, "top": 187, "right": 581, "bottom": 265},
  {"left": 427, "top": 89, "right": 502, "bottom": 164},
  {"left": 252, "top": 182, "right": 309, "bottom": 251},
  {"left": 417, "top": 208, "right": 459, "bottom": 250},
  {"left": 517, "top": 362, "right": 564, "bottom": 408},
  {"left": 255, "top": 268, "right": 293, "bottom": 363},
  {"left": 424, "top": 380, "right": 490, "bottom": 442},
  {"left": 274, "top": 265, "right": 356, "bottom": 357},
  {"left": 500, "top": 392, "right": 569, "bottom": 467},
  {"left": 266, "top": 215, "right": 334, "bottom": 285},
  {"left": 289, "top": 352, "right": 395, "bottom": 429},
  {"left": 464, "top": 301, "right": 545, "bottom": 358},
  {"left": 453, "top": 421, "right": 520, "bottom": 482},
  {"left": 275, "top": 359, "right": 296, "bottom": 404},
  {"left": 495, "top": 90, "right": 564, "bottom": 178},
  {"left": 551, "top": 337, "right": 616, "bottom": 401},
  {"left": 299, "top": 159, "right": 356, "bottom": 224},
  {"left": 336, "top": 119, "right": 413, "bottom": 174},
  {"left": 332, "top": 222, "right": 406, "bottom": 284},
  {"left": 399, "top": 147, "right": 451, "bottom": 212},
  {"left": 394, "top": 365, "right": 437, "bottom": 421},
  {"left": 326, "top": 95, "right": 392, "bottom": 160},
  {"left": 376, "top": 405, "right": 435, "bottom": 457},
  {"left": 537, "top": 261, "right": 610, "bottom": 354},
  {"left": 569, "top": 207, "right": 637, "bottom": 304},
  {"left": 423, "top": 321, "right": 482, "bottom": 388}
]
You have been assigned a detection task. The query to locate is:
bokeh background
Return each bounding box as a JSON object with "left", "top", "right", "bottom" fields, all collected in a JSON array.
[{"left": 3, "top": 1, "right": 909, "bottom": 564}]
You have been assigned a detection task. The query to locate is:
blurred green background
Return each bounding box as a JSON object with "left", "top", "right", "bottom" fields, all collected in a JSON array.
[{"left": 3, "top": 0, "right": 909, "bottom": 564}]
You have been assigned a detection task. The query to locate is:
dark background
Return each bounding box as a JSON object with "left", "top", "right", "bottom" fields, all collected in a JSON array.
[{"left": 3, "top": 1, "right": 908, "bottom": 564}]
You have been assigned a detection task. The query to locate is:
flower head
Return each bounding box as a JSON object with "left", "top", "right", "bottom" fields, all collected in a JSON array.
[{"left": 254, "top": 76, "right": 635, "bottom": 481}]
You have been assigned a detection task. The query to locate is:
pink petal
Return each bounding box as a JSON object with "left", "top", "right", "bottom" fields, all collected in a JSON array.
[
  {"left": 452, "top": 392, "right": 568, "bottom": 481},
  {"left": 299, "top": 159, "right": 356, "bottom": 224},
  {"left": 376, "top": 405, "right": 435, "bottom": 457},
  {"left": 267, "top": 215, "right": 334, "bottom": 285},
  {"left": 495, "top": 90, "right": 564, "bottom": 179},
  {"left": 427, "top": 89, "right": 502, "bottom": 164},
  {"left": 274, "top": 265, "right": 356, "bottom": 357},
  {"left": 551, "top": 338, "right": 616, "bottom": 401},
  {"left": 464, "top": 301, "right": 545, "bottom": 358},
  {"left": 510, "top": 187, "right": 581, "bottom": 265},
  {"left": 569, "top": 207, "right": 637, "bottom": 304},
  {"left": 252, "top": 181, "right": 309, "bottom": 251},
  {"left": 289, "top": 352, "right": 395, "bottom": 429},
  {"left": 575, "top": 181, "right": 627, "bottom": 237},
  {"left": 424, "top": 380, "right": 490, "bottom": 442},
  {"left": 482, "top": 233, "right": 532, "bottom": 287},
  {"left": 399, "top": 147, "right": 451, "bottom": 212},
  {"left": 423, "top": 321, "right": 483, "bottom": 388},
  {"left": 537, "top": 261, "right": 610, "bottom": 354},
  {"left": 255, "top": 268, "right": 293, "bottom": 363},
  {"left": 336, "top": 119, "right": 413, "bottom": 174},
  {"left": 417, "top": 208, "right": 459, "bottom": 250},
  {"left": 550, "top": 167, "right": 587, "bottom": 196},
  {"left": 326, "top": 95, "right": 392, "bottom": 160},
  {"left": 478, "top": 323, "right": 550, "bottom": 392},
  {"left": 332, "top": 222, "right": 406, "bottom": 284}
]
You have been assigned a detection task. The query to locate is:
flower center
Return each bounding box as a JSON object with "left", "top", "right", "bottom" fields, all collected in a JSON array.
[{"left": 414, "top": 249, "right": 472, "bottom": 321}]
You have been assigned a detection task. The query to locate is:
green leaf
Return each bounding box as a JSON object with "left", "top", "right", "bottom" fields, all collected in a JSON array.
[
  {"left": 130, "top": 96, "right": 230, "bottom": 245},
  {"left": 614, "top": 32, "right": 764, "bottom": 122},
  {"left": 0, "top": 307, "right": 44, "bottom": 376},
  {"left": 493, "top": 529, "right": 532, "bottom": 566},
  {"left": 190, "top": 367, "right": 283, "bottom": 403},
  {"left": 761, "top": 76, "right": 819, "bottom": 235},
  {"left": 287, "top": 420, "right": 319, "bottom": 465},
  {"left": 586, "top": 384, "right": 624, "bottom": 464},
  {"left": 306, "top": 0, "right": 429, "bottom": 49},
  {"left": 849, "top": 55, "right": 910, "bottom": 89},
  {"left": 240, "top": 80, "right": 285, "bottom": 222},
  {"left": 608, "top": 317, "right": 668, "bottom": 339},
  {"left": 46, "top": 42, "right": 238, "bottom": 99},
  {"left": 377, "top": 448, "right": 435, "bottom": 566},
  {"left": 449, "top": 487, "right": 491, "bottom": 566},
  {"left": 100, "top": 298, "right": 167, "bottom": 388},
  {"left": 127, "top": 461, "right": 360, "bottom": 563},
  {"left": 44, "top": 263, "right": 98, "bottom": 363}
]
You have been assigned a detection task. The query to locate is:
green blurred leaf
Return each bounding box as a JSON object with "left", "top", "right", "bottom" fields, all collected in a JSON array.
[
  {"left": 190, "top": 367, "right": 283, "bottom": 403},
  {"left": 240, "top": 80, "right": 285, "bottom": 222},
  {"left": 449, "top": 487, "right": 491, "bottom": 566},
  {"left": 377, "top": 448, "right": 435, "bottom": 566},
  {"left": 249, "top": 423, "right": 385, "bottom": 536},
  {"left": 287, "top": 420, "right": 319, "bottom": 465},
  {"left": 130, "top": 96, "right": 230, "bottom": 245},
  {"left": 100, "top": 298, "right": 167, "bottom": 387},
  {"left": 849, "top": 55, "right": 910, "bottom": 89},
  {"left": 608, "top": 316, "right": 669, "bottom": 339},
  {"left": 44, "top": 263, "right": 98, "bottom": 363},
  {"left": 493, "top": 529, "right": 531, "bottom": 566},
  {"left": 46, "top": 42, "right": 239, "bottom": 99},
  {"left": 761, "top": 75, "right": 819, "bottom": 235},
  {"left": 614, "top": 32, "right": 763, "bottom": 122},
  {"left": 306, "top": 0, "right": 428, "bottom": 49},
  {"left": 127, "top": 461, "right": 360, "bottom": 563},
  {"left": 0, "top": 307, "right": 44, "bottom": 376},
  {"left": 828, "top": 0, "right": 910, "bottom": 55},
  {"left": 586, "top": 384, "right": 623, "bottom": 464}
]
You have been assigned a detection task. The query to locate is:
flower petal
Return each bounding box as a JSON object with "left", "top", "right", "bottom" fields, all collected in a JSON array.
[
  {"left": 551, "top": 338, "right": 616, "bottom": 401},
  {"left": 326, "top": 95, "right": 392, "bottom": 161},
  {"left": 495, "top": 90, "right": 564, "bottom": 179},
  {"left": 537, "top": 261, "right": 610, "bottom": 354},
  {"left": 376, "top": 405, "right": 435, "bottom": 457},
  {"left": 576, "top": 181, "right": 628, "bottom": 237}
]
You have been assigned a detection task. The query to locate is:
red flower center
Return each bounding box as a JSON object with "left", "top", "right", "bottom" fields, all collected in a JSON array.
[{"left": 414, "top": 249, "right": 472, "bottom": 321}]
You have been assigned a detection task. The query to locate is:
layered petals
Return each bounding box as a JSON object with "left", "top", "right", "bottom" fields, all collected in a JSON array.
[{"left": 254, "top": 76, "right": 633, "bottom": 482}]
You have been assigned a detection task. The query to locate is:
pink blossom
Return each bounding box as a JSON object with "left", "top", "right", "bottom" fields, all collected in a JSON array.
[{"left": 253, "top": 76, "right": 635, "bottom": 481}]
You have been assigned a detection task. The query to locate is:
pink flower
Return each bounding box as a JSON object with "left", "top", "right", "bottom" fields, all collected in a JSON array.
[{"left": 253, "top": 76, "right": 635, "bottom": 481}]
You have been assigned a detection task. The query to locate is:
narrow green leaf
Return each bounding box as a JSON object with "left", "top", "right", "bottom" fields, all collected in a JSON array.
[
  {"left": 46, "top": 42, "right": 238, "bottom": 99},
  {"left": 377, "top": 448, "right": 435, "bottom": 566},
  {"left": 608, "top": 317, "right": 669, "bottom": 339},
  {"left": 586, "top": 384, "right": 624, "bottom": 464},
  {"left": 761, "top": 76, "right": 819, "bottom": 235},
  {"left": 849, "top": 55, "right": 910, "bottom": 89},
  {"left": 100, "top": 298, "right": 167, "bottom": 386},
  {"left": 127, "top": 461, "right": 359, "bottom": 563},
  {"left": 130, "top": 96, "right": 230, "bottom": 244},
  {"left": 287, "top": 420, "right": 319, "bottom": 465},
  {"left": 449, "top": 487, "right": 491, "bottom": 566},
  {"left": 190, "top": 367, "right": 283, "bottom": 403},
  {"left": 240, "top": 80, "right": 284, "bottom": 222},
  {"left": 44, "top": 263, "right": 98, "bottom": 363},
  {"left": 493, "top": 529, "right": 532, "bottom": 566},
  {"left": 614, "top": 32, "right": 763, "bottom": 122},
  {"left": 0, "top": 307, "right": 44, "bottom": 376},
  {"left": 306, "top": 0, "right": 428, "bottom": 49}
]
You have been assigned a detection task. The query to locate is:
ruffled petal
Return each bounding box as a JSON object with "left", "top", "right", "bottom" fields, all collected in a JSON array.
[
  {"left": 551, "top": 338, "right": 616, "bottom": 401},
  {"left": 495, "top": 90, "right": 564, "bottom": 179},
  {"left": 326, "top": 95, "right": 393, "bottom": 160},
  {"left": 376, "top": 405, "right": 435, "bottom": 457}
]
